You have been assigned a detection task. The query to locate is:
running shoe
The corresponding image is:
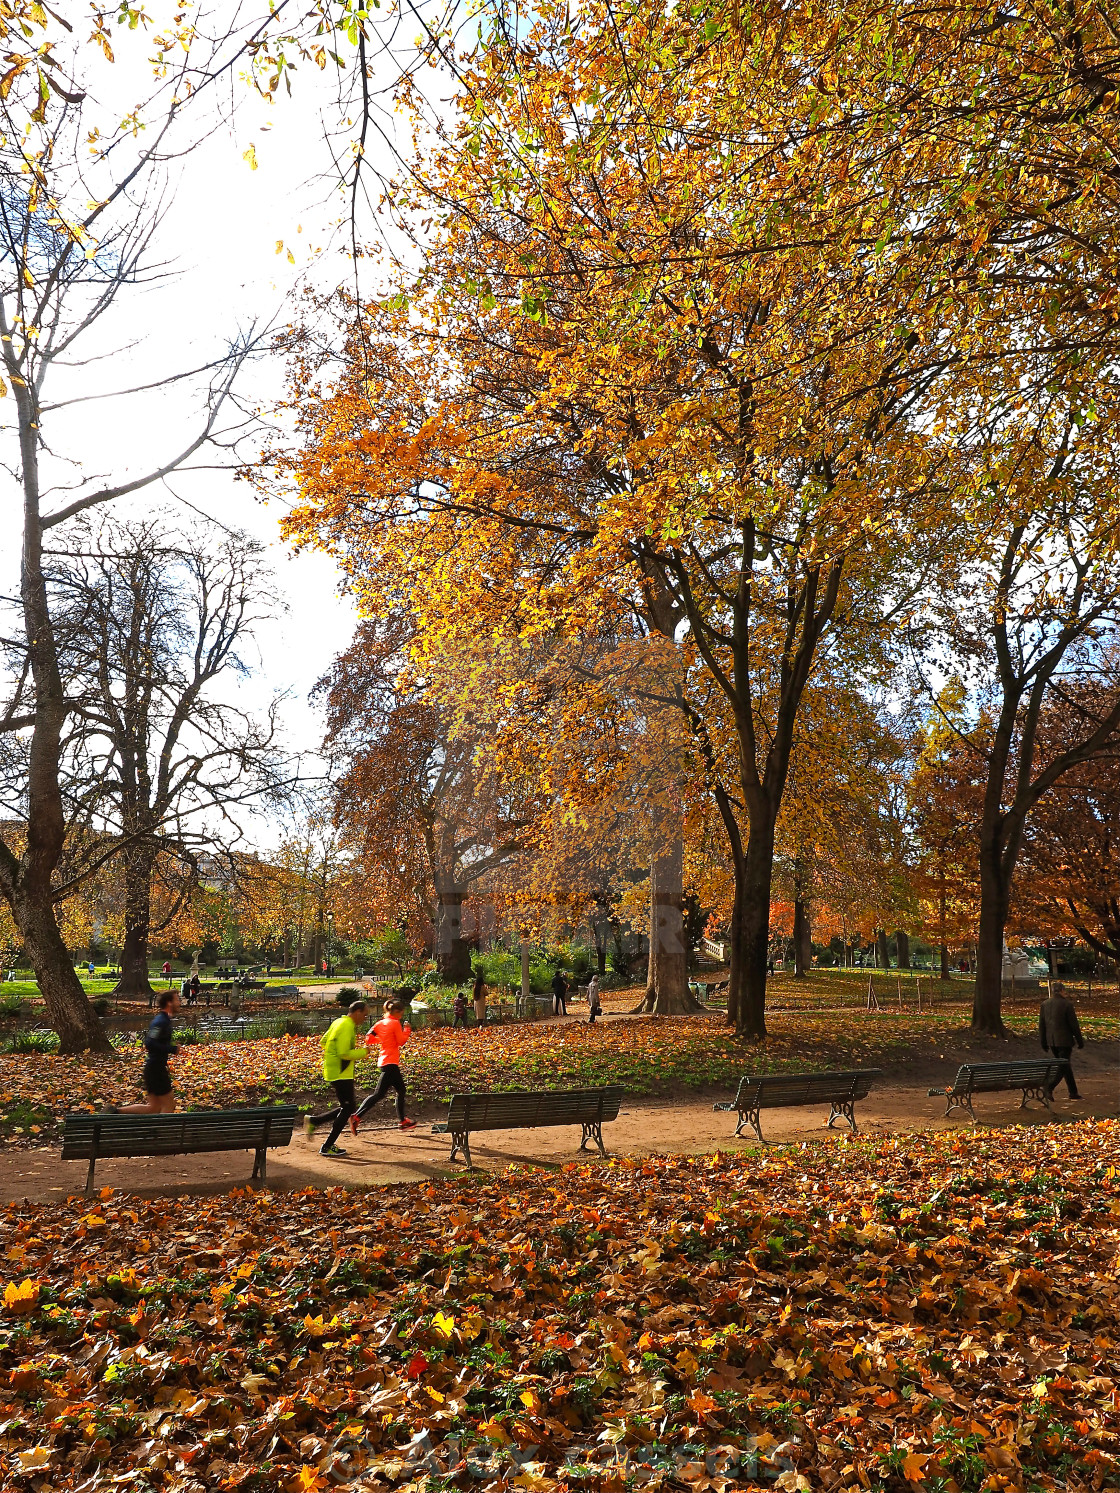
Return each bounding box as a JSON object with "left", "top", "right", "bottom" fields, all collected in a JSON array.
[
  {"left": 303, "top": 1115, "right": 315, "bottom": 1141},
  {"left": 349, "top": 1113, "right": 360, "bottom": 1137},
  {"left": 399, "top": 1117, "right": 418, "bottom": 1130},
  {"left": 320, "top": 1144, "right": 347, "bottom": 1157}
]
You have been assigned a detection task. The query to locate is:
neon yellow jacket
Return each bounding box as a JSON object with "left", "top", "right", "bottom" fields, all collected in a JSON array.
[{"left": 321, "top": 1015, "right": 364, "bottom": 1082}]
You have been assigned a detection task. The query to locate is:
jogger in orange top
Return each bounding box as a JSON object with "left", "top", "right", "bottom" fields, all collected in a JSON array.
[{"left": 351, "top": 998, "right": 418, "bottom": 1133}]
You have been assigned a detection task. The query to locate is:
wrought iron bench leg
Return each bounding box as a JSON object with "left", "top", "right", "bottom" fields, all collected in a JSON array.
[
  {"left": 252, "top": 1147, "right": 267, "bottom": 1183},
  {"left": 580, "top": 1121, "right": 606, "bottom": 1159},
  {"left": 828, "top": 1099, "right": 858, "bottom": 1133},
  {"left": 85, "top": 1155, "right": 96, "bottom": 1196},
  {"left": 449, "top": 1130, "right": 472, "bottom": 1168},
  {"left": 742, "top": 1107, "right": 764, "bottom": 1144},
  {"left": 1021, "top": 1083, "right": 1050, "bottom": 1113}
]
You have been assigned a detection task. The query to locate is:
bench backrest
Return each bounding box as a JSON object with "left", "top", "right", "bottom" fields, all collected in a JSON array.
[
  {"left": 949, "top": 1061, "right": 1063, "bottom": 1094},
  {"left": 444, "top": 1086, "right": 624, "bottom": 1132},
  {"left": 733, "top": 1069, "right": 882, "bottom": 1107},
  {"left": 61, "top": 1105, "right": 297, "bottom": 1160}
]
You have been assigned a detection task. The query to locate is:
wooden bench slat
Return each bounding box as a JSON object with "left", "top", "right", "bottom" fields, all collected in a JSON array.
[
  {"left": 61, "top": 1105, "right": 297, "bottom": 1193},
  {"left": 927, "top": 1061, "right": 1065, "bottom": 1122},
  {"left": 713, "top": 1069, "right": 882, "bottom": 1143},
  {"left": 432, "top": 1087, "right": 623, "bottom": 1167}
]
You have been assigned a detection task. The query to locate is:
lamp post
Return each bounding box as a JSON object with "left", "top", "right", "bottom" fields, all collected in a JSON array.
[{"left": 326, "top": 911, "right": 334, "bottom": 978}]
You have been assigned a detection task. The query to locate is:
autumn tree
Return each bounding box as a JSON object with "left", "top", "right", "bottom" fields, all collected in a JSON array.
[
  {"left": 923, "top": 406, "right": 1120, "bottom": 1032},
  {"left": 280, "top": 0, "right": 1120, "bottom": 1040},
  {"left": 318, "top": 617, "right": 529, "bottom": 980},
  {"left": 1012, "top": 677, "right": 1120, "bottom": 964}
]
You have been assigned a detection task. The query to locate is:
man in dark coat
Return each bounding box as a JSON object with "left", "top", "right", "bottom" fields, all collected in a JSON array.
[{"left": 1039, "top": 983, "right": 1085, "bottom": 1099}]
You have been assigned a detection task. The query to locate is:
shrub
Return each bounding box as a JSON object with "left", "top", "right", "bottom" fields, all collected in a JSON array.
[
  {"left": 335, "top": 986, "right": 363, "bottom": 1008},
  {"left": 475, "top": 950, "right": 520, "bottom": 987},
  {"left": 4, "top": 1029, "right": 59, "bottom": 1054},
  {"left": 0, "top": 994, "right": 23, "bottom": 1017},
  {"left": 92, "top": 997, "right": 111, "bottom": 1016}
]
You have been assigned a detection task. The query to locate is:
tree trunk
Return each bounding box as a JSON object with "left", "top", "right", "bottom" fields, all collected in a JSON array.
[
  {"left": 728, "top": 821, "right": 774, "bottom": 1041},
  {"left": 877, "top": 929, "right": 890, "bottom": 969},
  {"left": 17, "top": 889, "right": 113, "bottom": 1054},
  {"left": 114, "top": 847, "right": 156, "bottom": 999},
  {"left": 633, "top": 817, "right": 703, "bottom": 1015},
  {"left": 972, "top": 837, "right": 1010, "bottom": 1034},
  {"left": 793, "top": 896, "right": 810, "bottom": 977},
  {"left": 434, "top": 886, "right": 472, "bottom": 982},
  {"left": 938, "top": 870, "right": 949, "bottom": 979},
  {"left": 590, "top": 912, "right": 609, "bottom": 977},
  {"left": 896, "top": 929, "right": 910, "bottom": 970},
  {"left": 0, "top": 367, "right": 112, "bottom": 1054}
]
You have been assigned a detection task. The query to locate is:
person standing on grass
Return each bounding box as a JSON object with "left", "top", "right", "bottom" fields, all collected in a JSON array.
[
  {"left": 472, "top": 970, "right": 488, "bottom": 1026},
  {"left": 587, "top": 973, "right": 601, "bottom": 1023},
  {"left": 120, "top": 990, "right": 181, "bottom": 1114},
  {"left": 305, "top": 1000, "right": 369, "bottom": 1156},
  {"left": 453, "top": 989, "right": 468, "bottom": 1028},
  {"left": 351, "top": 998, "right": 418, "bottom": 1133},
  {"left": 551, "top": 968, "right": 568, "bottom": 1017},
  {"left": 1039, "top": 983, "right": 1085, "bottom": 1100}
]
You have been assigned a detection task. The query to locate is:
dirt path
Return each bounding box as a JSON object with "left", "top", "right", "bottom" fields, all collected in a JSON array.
[{"left": 1, "top": 1047, "right": 1115, "bottom": 1204}]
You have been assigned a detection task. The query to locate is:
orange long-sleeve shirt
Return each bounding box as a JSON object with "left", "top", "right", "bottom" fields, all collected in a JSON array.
[{"left": 366, "top": 1013, "right": 410, "bottom": 1068}]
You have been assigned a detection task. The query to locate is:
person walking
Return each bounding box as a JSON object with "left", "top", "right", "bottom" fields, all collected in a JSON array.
[
  {"left": 587, "top": 973, "right": 601, "bottom": 1023},
  {"left": 1039, "top": 983, "right": 1085, "bottom": 1100},
  {"left": 551, "top": 969, "right": 568, "bottom": 1017},
  {"left": 472, "top": 970, "right": 488, "bottom": 1026},
  {"left": 305, "top": 1000, "right": 369, "bottom": 1156},
  {"left": 351, "top": 998, "right": 417, "bottom": 1133},
  {"left": 453, "top": 990, "right": 469, "bottom": 1029},
  {"left": 121, "top": 989, "right": 181, "bottom": 1114}
]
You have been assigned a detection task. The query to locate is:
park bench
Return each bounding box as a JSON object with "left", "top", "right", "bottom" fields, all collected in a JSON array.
[
  {"left": 713, "top": 1069, "right": 882, "bottom": 1144},
  {"left": 61, "top": 1105, "right": 298, "bottom": 1194},
  {"left": 432, "top": 1085, "right": 624, "bottom": 1168},
  {"left": 928, "top": 1060, "right": 1066, "bottom": 1123}
]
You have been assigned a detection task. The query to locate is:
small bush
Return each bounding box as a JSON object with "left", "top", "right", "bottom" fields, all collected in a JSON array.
[
  {"left": 4, "top": 1029, "right": 59, "bottom": 1054},
  {"left": 335, "top": 986, "right": 363, "bottom": 1008},
  {"left": 0, "top": 994, "right": 23, "bottom": 1017},
  {"left": 92, "top": 997, "right": 111, "bottom": 1016}
]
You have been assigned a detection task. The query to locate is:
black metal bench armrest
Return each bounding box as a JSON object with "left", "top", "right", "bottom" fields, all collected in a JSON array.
[
  {"left": 431, "top": 1123, "right": 450, "bottom": 1134},
  {"left": 713, "top": 1102, "right": 735, "bottom": 1111},
  {"left": 927, "top": 1087, "right": 950, "bottom": 1097}
]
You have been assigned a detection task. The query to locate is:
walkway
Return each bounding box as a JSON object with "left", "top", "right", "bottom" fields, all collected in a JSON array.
[{"left": 1, "top": 1052, "right": 1115, "bottom": 1204}]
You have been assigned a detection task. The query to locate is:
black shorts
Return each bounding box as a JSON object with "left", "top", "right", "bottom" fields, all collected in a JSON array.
[{"left": 143, "top": 1063, "right": 172, "bottom": 1097}]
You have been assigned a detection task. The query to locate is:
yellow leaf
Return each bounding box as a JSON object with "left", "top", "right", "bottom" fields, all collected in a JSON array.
[
  {"left": 902, "top": 1452, "right": 927, "bottom": 1481},
  {"left": 3, "top": 1278, "right": 40, "bottom": 1315},
  {"left": 16, "top": 1446, "right": 52, "bottom": 1472},
  {"left": 243, "top": 143, "right": 258, "bottom": 170},
  {"left": 431, "top": 1310, "right": 455, "bottom": 1340},
  {"left": 478, "top": 1417, "right": 511, "bottom": 1444}
]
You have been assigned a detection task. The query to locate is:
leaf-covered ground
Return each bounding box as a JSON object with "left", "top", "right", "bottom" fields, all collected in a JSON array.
[
  {"left": 0, "top": 1121, "right": 1116, "bottom": 1491},
  {"left": 0, "top": 1005, "right": 1115, "bottom": 1145}
]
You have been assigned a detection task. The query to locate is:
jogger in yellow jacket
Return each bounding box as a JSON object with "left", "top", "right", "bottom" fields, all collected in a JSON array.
[{"left": 304, "top": 1001, "right": 369, "bottom": 1156}]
